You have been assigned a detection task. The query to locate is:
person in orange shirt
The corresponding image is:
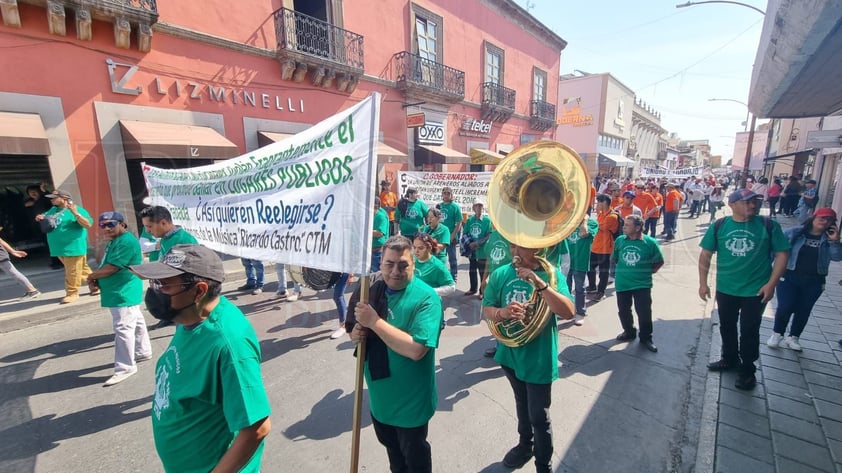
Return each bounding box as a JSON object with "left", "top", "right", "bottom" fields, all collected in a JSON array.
[
  {"left": 632, "top": 183, "right": 657, "bottom": 221},
  {"left": 379, "top": 180, "right": 399, "bottom": 236},
  {"left": 616, "top": 191, "right": 642, "bottom": 218},
  {"left": 663, "top": 182, "right": 683, "bottom": 241},
  {"left": 645, "top": 182, "right": 663, "bottom": 237},
  {"left": 586, "top": 194, "right": 620, "bottom": 300}
]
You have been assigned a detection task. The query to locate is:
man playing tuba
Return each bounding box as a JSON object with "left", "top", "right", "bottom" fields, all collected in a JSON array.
[{"left": 482, "top": 245, "right": 575, "bottom": 472}]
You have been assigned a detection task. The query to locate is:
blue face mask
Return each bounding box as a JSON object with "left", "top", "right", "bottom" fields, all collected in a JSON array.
[{"left": 144, "top": 285, "right": 195, "bottom": 321}]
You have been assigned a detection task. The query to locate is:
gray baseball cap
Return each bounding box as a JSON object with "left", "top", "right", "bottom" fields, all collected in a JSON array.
[{"left": 131, "top": 244, "right": 225, "bottom": 283}]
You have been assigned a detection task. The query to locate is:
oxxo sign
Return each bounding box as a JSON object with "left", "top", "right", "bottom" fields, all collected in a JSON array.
[{"left": 417, "top": 122, "right": 445, "bottom": 145}]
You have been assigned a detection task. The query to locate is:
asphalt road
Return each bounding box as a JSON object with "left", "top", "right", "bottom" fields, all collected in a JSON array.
[{"left": 0, "top": 212, "right": 715, "bottom": 473}]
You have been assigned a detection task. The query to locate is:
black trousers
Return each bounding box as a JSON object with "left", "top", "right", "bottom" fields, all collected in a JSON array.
[
  {"left": 468, "top": 256, "right": 486, "bottom": 292},
  {"left": 501, "top": 365, "right": 553, "bottom": 470},
  {"left": 371, "top": 414, "right": 432, "bottom": 473},
  {"left": 616, "top": 287, "right": 653, "bottom": 341},
  {"left": 586, "top": 252, "right": 611, "bottom": 293},
  {"left": 716, "top": 291, "right": 766, "bottom": 375}
]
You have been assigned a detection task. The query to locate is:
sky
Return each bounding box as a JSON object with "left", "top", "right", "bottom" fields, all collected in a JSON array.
[{"left": 512, "top": 0, "right": 767, "bottom": 162}]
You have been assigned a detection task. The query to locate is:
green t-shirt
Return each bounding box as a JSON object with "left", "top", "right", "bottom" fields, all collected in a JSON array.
[
  {"left": 483, "top": 264, "right": 572, "bottom": 384},
  {"left": 545, "top": 240, "right": 569, "bottom": 267},
  {"left": 484, "top": 230, "right": 512, "bottom": 275},
  {"left": 438, "top": 201, "right": 463, "bottom": 237},
  {"left": 45, "top": 206, "right": 92, "bottom": 257},
  {"left": 152, "top": 297, "right": 271, "bottom": 473},
  {"left": 398, "top": 200, "right": 429, "bottom": 237},
  {"left": 464, "top": 215, "right": 492, "bottom": 259},
  {"left": 158, "top": 227, "right": 199, "bottom": 260},
  {"left": 373, "top": 208, "right": 389, "bottom": 248},
  {"left": 99, "top": 232, "right": 143, "bottom": 307},
  {"left": 699, "top": 216, "right": 790, "bottom": 297},
  {"left": 611, "top": 235, "right": 664, "bottom": 292},
  {"left": 421, "top": 223, "right": 451, "bottom": 264},
  {"left": 566, "top": 219, "right": 598, "bottom": 272},
  {"left": 414, "top": 256, "right": 454, "bottom": 289},
  {"left": 366, "top": 277, "right": 442, "bottom": 427},
  {"left": 140, "top": 227, "right": 160, "bottom": 262}
]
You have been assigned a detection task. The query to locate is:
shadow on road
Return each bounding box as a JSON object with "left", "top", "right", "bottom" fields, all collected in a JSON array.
[{"left": 283, "top": 388, "right": 371, "bottom": 441}]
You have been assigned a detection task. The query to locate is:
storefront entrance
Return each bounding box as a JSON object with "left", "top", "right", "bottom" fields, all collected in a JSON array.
[{"left": 0, "top": 154, "right": 53, "bottom": 249}]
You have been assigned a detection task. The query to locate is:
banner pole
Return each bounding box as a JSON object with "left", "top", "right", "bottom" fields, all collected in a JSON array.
[{"left": 349, "top": 275, "right": 370, "bottom": 473}]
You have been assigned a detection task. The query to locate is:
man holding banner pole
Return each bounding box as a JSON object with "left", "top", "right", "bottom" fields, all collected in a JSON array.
[{"left": 347, "top": 235, "right": 442, "bottom": 473}]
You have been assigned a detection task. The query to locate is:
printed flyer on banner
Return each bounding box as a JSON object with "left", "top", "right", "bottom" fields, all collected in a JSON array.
[
  {"left": 397, "top": 171, "right": 492, "bottom": 216},
  {"left": 141, "top": 93, "right": 381, "bottom": 275}
]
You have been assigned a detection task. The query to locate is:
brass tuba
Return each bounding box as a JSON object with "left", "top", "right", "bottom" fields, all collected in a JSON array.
[{"left": 485, "top": 140, "right": 590, "bottom": 347}]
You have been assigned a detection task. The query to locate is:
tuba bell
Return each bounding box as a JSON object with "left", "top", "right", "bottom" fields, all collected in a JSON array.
[{"left": 485, "top": 140, "right": 590, "bottom": 347}]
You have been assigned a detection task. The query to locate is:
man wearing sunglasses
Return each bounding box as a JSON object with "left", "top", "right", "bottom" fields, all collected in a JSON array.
[
  {"left": 86, "top": 212, "right": 152, "bottom": 386},
  {"left": 130, "top": 244, "right": 272, "bottom": 473}
]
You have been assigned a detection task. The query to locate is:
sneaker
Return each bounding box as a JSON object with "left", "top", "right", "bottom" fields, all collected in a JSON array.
[
  {"left": 585, "top": 288, "right": 598, "bottom": 294},
  {"left": 592, "top": 292, "right": 605, "bottom": 301},
  {"left": 735, "top": 373, "right": 757, "bottom": 390},
  {"left": 237, "top": 283, "right": 256, "bottom": 291},
  {"left": 103, "top": 369, "right": 137, "bottom": 387},
  {"left": 287, "top": 293, "right": 300, "bottom": 302},
  {"left": 136, "top": 353, "right": 153, "bottom": 362},
  {"left": 330, "top": 326, "right": 346, "bottom": 339},
  {"left": 252, "top": 286, "right": 263, "bottom": 295},
  {"left": 767, "top": 333, "right": 784, "bottom": 348},
  {"left": 275, "top": 291, "right": 288, "bottom": 300},
  {"left": 785, "top": 336, "right": 802, "bottom": 352},
  {"left": 60, "top": 294, "right": 79, "bottom": 304},
  {"left": 707, "top": 359, "right": 737, "bottom": 372},
  {"left": 502, "top": 444, "right": 534, "bottom": 469},
  {"left": 22, "top": 290, "right": 41, "bottom": 299},
  {"left": 573, "top": 314, "right": 585, "bottom": 326}
]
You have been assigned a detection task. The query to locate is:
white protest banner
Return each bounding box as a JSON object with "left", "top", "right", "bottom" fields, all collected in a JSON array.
[
  {"left": 142, "top": 93, "right": 381, "bottom": 275},
  {"left": 639, "top": 165, "right": 705, "bottom": 179},
  {"left": 397, "top": 171, "right": 492, "bottom": 216}
]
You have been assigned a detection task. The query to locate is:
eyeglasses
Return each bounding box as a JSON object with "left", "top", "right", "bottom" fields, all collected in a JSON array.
[
  {"left": 150, "top": 279, "right": 190, "bottom": 292},
  {"left": 98, "top": 221, "right": 120, "bottom": 229}
]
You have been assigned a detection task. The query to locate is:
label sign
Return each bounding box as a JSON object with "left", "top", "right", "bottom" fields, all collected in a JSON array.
[
  {"left": 406, "top": 112, "right": 426, "bottom": 128},
  {"left": 417, "top": 122, "right": 445, "bottom": 145},
  {"left": 397, "top": 171, "right": 492, "bottom": 216},
  {"left": 459, "top": 117, "right": 493, "bottom": 138}
]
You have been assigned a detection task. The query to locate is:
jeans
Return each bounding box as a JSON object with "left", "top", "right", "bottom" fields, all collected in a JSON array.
[
  {"left": 773, "top": 274, "right": 825, "bottom": 337},
  {"left": 468, "top": 256, "right": 486, "bottom": 292},
  {"left": 767, "top": 197, "right": 780, "bottom": 216},
  {"left": 587, "top": 253, "right": 611, "bottom": 293},
  {"left": 371, "top": 248, "right": 383, "bottom": 273},
  {"left": 501, "top": 365, "right": 553, "bottom": 471},
  {"left": 333, "top": 272, "right": 350, "bottom": 325},
  {"left": 109, "top": 305, "right": 152, "bottom": 375},
  {"left": 58, "top": 255, "right": 93, "bottom": 297},
  {"left": 709, "top": 202, "right": 720, "bottom": 221},
  {"left": 644, "top": 217, "right": 658, "bottom": 237},
  {"left": 702, "top": 195, "right": 710, "bottom": 212},
  {"left": 566, "top": 270, "right": 587, "bottom": 315},
  {"left": 274, "top": 264, "right": 301, "bottom": 294},
  {"left": 371, "top": 415, "right": 431, "bottom": 473},
  {"left": 446, "top": 242, "right": 458, "bottom": 280},
  {"left": 689, "top": 200, "right": 701, "bottom": 217},
  {"left": 716, "top": 291, "right": 766, "bottom": 375},
  {"left": 616, "top": 288, "right": 653, "bottom": 341},
  {"left": 241, "top": 258, "right": 264, "bottom": 286},
  {"left": 663, "top": 212, "right": 678, "bottom": 238}
]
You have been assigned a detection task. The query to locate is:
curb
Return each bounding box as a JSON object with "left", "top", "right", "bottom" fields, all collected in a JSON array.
[{"left": 694, "top": 294, "right": 720, "bottom": 473}]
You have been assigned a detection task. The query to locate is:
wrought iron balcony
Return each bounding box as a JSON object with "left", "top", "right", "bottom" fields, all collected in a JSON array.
[
  {"left": 274, "top": 7, "right": 364, "bottom": 91},
  {"left": 391, "top": 51, "right": 465, "bottom": 103},
  {"left": 480, "top": 81, "right": 515, "bottom": 123},
  {"left": 530, "top": 99, "right": 556, "bottom": 132}
]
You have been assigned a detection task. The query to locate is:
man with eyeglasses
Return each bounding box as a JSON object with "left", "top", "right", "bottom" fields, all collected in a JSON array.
[
  {"left": 35, "top": 189, "right": 95, "bottom": 304},
  {"left": 131, "top": 244, "right": 272, "bottom": 472},
  {"left": 86, "top": 212, "right": 152, "bottom": 386}
]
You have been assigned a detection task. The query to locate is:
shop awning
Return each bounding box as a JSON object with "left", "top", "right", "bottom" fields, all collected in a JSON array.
[
  {"left": 120, "top": 120, "right": 240, "bottom": 160},
  {"left": 418, "top": 144, "right": 471, "bottom": 165},
  {"left": 257, "top": 131, "right": 294, "bottom": 148},
  {"left": 599, "top": 153, "right": 635, "bottom": 166},
  {"left": 763, "top": 149, "right": 815, "bottom": 162},
  {"left": 377, "top": 141, "right": 408, "bottom": 164},
  {"left": 0, "top": 111, "right": 51, "bottom": 155},
  {"left": 470, "top": 148, "right": 505, "bottom": 165}
]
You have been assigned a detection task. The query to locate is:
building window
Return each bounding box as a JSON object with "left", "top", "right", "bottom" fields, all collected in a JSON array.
[
  {"left": 533, "top": 68, "right": 547, "bottom": 102},
  {"left": 485, "top": 42, "right": 504, "bottom": 84},
  {"left": 411, "top": 4, "right": 444, "bottom": 63}
]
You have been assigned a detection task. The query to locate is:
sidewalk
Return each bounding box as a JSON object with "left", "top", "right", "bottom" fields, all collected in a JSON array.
[{"left": 703, "top": 214, "right": 842, "bottom": 473}]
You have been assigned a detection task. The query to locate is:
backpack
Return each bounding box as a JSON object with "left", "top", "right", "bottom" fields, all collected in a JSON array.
[
  {"left": 609, "top": 211, "right": 623, "bottom": 240},
  {"left": 712, "top": 216, "right": 775, "bottom": 259},
  {"left": 397, "top": 198, "right": 409, "bottom": 219}
]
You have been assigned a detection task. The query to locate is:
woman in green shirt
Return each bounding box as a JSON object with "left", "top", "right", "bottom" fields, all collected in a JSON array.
[
  {"left": 420, "top": 208, "right": 451, "bottom": 266},
  {"left": 413, "top": 233, "right": 455, "bottom": 297}
]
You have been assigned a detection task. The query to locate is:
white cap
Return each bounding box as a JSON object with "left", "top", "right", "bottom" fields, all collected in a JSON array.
[{"left": 473, "top": 198, "right": 485, "bottom": 207}]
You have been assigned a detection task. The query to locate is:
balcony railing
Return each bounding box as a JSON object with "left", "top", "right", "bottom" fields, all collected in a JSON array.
[
  {"left": 530, "top": 99, "right": 556, "bottom": 131},
  {"left": 274, "top": 7, "right": 364, "bottom": 72},
  {"left": 392, "top": 51, "right": 465, "bottom": 102},
  {"left": 482, "top": 82, "right": 515, "bottom": 109}
]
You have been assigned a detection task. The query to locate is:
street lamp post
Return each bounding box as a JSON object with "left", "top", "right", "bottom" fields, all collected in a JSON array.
[
  {"left": 675, "top": 1, "right": 765, "bottom": 15},
  {"left": 708, "top": 98, "right": 749, "bottom": 132}
]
